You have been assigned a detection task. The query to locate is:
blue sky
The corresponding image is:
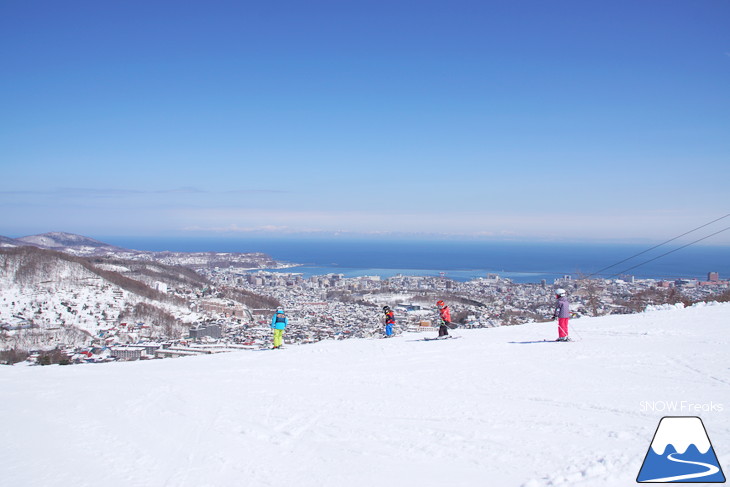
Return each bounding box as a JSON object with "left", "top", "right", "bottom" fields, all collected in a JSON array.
[{"left": 2, "top": 0, "right": 729, "bottom": 243}]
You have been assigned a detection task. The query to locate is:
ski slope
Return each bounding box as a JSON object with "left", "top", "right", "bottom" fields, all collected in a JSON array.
[{"left": 1, "top": 303, "right": 728, "bottom": 487}]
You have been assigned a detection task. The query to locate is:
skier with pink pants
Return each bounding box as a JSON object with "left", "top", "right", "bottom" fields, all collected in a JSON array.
[{"left": 552, "top": 289, "right": 570, "bottom": 342}]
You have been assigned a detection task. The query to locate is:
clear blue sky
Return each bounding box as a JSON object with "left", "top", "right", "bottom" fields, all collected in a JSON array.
[{"left": 2, "top": 0, "right": 729, "bottom": 243}]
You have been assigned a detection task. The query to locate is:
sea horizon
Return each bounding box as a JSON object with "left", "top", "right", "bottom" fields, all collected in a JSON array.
[{"left": 98, "top": 236, "right": 729, "bottom": 284}]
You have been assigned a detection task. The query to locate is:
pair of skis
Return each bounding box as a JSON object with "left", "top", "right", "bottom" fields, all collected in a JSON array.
[{"left": 422, "top": 335, "right": 461, "bottom": 341}]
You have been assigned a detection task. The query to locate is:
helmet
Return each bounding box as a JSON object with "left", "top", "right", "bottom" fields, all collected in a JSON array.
[
  {"left": 436, "top": 300, "right": 445, "bottom": 307},
  {"left": 555, "top": 289, "right": 566, "bottom": 297},
  {"left": 383, "top": 306, "right": 390, "bottom": 311}
]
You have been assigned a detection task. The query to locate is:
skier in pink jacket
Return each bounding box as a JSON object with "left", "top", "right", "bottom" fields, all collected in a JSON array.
[{"left": 437, "top": 300, "right": 452, "bottom": 337}]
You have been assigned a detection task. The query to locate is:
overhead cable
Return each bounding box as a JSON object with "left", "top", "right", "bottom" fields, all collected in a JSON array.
[
  {"left": 608, "top": 225, "right": 730, "bottom": 278},
  {"left": 588, "top": 213, "right": 730, "bottom": 278}
]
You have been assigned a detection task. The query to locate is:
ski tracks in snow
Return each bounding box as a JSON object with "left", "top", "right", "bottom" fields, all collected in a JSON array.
[
  {"left": 3, "top": 303, "right": 730, "bottom": 487},
  {"left": 521, "top": 452, "right": 637, "bottom": 487},
  {"left": 674, "top": 357, "right": 730, "bottom": 386}
]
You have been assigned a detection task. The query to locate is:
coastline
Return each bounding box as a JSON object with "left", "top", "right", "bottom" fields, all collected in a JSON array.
[
  {"left": 248, "top": 266, "right": 553, "bottom": 284},
  {"left": 101, "top": 237, "right": 730, "bottom": 284}
]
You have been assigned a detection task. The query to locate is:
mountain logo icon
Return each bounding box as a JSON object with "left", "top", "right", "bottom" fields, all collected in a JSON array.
[{"left": 637, "top": 416, "right": 726, "bottom": 483}]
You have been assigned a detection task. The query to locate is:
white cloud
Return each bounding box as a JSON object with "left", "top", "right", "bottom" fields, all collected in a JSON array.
[
  {"left": 170, "top": 207, "right": 730, "bottom": 244},
  {"left": 182, "top": 224, "right": 291, "bottom": 233}
]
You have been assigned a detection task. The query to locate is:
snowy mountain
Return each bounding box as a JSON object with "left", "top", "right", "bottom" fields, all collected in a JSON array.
[
  {"left": 1, "top": 302, "right": 728, "bottom": 487},
  {"left": 0, "top": 246, "right": 209, "bottom": 349},
  {"left": 3, "top": 231, "right": 280, "bottom": 268},
  {"left": 0, "top": 233, "right": 284, "bottom": 351},
  {"left": 0, "top": 235, "right": 23, "bottom": 248},
  {"left": 17, "top": 231, "right": 120, "bottom": 251}
]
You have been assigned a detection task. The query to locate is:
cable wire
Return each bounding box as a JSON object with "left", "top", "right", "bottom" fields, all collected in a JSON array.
[
  {"left": 608, "top": 225, "right": 730, "bottom": 278},
  {"left": 588, "top": 213, "right": 730, "bottom": 278}
]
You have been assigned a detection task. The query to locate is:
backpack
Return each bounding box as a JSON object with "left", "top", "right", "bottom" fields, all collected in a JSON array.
[{"left": 275, "top": 313, "right": 286, "bottom": 323}]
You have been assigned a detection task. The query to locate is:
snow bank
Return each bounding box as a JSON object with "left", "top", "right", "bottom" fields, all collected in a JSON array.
[
  {"left": 645, "top": 303, "right": 685, "bottom": 312},
  {"left": 1, "top": 304, "right": 728, "bottom": 487}
]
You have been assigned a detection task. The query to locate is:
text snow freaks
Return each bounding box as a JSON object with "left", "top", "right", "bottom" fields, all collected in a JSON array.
[{"left": 640, "top": 401, "right": 724, "bottom": 413}]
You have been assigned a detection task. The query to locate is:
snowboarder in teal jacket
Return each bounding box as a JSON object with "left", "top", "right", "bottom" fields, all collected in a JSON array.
[{"left": 271, "top": 309, "right": 288, "bottom": 349}]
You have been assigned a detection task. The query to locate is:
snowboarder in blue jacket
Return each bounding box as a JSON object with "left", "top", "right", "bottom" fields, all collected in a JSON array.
[{"left": 271, "top": 308, "right": 288, "bottom": 349}]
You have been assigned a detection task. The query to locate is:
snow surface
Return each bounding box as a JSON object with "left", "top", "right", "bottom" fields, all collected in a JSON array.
[{"left": 1, "top": 303, "right": 729, "bottom": 487}]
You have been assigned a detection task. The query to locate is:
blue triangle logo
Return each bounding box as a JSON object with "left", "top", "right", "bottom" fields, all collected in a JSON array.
[{"left": 637, "top": 416, "right": 726, "bottom": 483}]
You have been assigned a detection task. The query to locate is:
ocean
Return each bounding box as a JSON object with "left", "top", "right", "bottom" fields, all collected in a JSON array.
[{"left": 102, "top": 237, "right": 729, "bottom": 284}]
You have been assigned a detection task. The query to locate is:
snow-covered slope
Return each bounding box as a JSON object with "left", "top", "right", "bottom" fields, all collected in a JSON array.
[
  {"left": 1, "top": 303, "right": 728, "bottom": 487},
  {"left": 0, "top": 235, "right": 22, "bottom": 248},
  {"left": 4, "top": 231, "right": 280, "bottom": 268},
  {"left": 0, "top": 246, "right": 206, "bottom": 347},
  {"left": 17, "top": 231, "right": 120, "bottom": 251}
]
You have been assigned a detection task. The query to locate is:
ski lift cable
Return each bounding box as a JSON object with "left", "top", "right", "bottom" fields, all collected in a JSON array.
[
  {"left": 608, "top": 225, "right": 730, "bottom": 279},
  {"left": 587, "top": 213, "right": 730, "bottom": 278}
]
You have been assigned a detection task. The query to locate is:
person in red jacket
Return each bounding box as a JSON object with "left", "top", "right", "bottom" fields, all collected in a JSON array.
[
  {"left": 436, "top": 300, "right": 452, "bottom": 337},
  {"left": 382, "top": 306, "right": 395, "bottom": 337}
]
